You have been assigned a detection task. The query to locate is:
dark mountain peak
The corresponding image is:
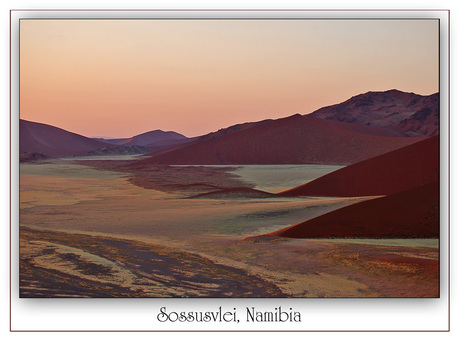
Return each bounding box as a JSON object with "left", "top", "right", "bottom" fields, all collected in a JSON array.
[
  {"left": 308, "top": 89, "right": 439, "bottom": 136},
  {"left": 131, "top": 129, "right": 187, "bottom": 138},
  {"left": 288, "top": 113, "right": 306, "bottom": 121},
  {"left": 345, "top": 89, "right": 419, "bottom": 105},
  {"left": 370, "top": 88, "right": 414, "bottom": 96},
  {"left": 143, "top": 129, "right": 185, "bottom": 135},
  {"left": 98, "top": 129, "right": 189, "bottom": 147}
]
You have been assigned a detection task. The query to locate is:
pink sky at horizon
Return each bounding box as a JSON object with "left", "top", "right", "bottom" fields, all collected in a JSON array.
[{"left": 20, "top": 19, "right": 439, "bottom": 138}]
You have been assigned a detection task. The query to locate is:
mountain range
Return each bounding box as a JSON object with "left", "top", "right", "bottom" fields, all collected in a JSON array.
[
  {"left": 19, "top": 120, "right": 192, "bottom": 158},
  {"left": 20, "top": 89, "right": 439, "bottom": 163}
]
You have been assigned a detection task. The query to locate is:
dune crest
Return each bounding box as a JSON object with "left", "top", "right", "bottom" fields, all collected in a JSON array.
[
  {"left": 134, "top": 114, "right": 425, "bottom": 166},
  {"left": 260, "top": 182, "right": 439, "bottom": 239},
  {"left": 279, "top": 135, "right": 438, "bottom": 197}
]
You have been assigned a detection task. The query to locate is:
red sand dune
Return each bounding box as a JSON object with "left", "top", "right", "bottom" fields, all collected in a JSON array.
[
  {"left": 134, "top": 114, "right": 425, "bottom": 166},
  {"left": 264, "top": 181, "right": 439, "bottom": 239},
  {"left": 20, "top": 119, "right": 113, "bottom": 157},
  {"left": 279, "top": 135, "right": 438, "bottom": 197},
  {"left": 144, "top": 140, "right": 197, "bottom": 157}
]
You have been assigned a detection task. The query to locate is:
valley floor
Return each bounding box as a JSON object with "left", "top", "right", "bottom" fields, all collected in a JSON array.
[{"left": 18, "top": 157, "right": 439, "bottom": 298}]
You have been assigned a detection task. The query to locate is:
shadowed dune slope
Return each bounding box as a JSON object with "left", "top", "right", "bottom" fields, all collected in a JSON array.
[
  {"left": 279, "top": 135, "right": 438, "bottom": 197},
  {"left": 133, "top": 114, "right": 425, "bottom": 166},
  {"left": 20, "top": 119, "right": 113, "bottom": 157},
  {"left": 265, "top": 181, "right": 439, "bottom": 239}
]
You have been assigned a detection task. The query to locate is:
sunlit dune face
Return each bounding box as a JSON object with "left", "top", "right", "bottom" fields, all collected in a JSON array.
[{"left": 20, "top": 19, "right": 439, "bottom": 138}]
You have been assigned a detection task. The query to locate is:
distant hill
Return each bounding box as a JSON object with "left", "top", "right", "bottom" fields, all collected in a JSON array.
[
  {"left": 279, "top": 135, "right": 438, "bottom": 197},
  {"left": 308, "top": 89, "right": 439, "bottom": 137},
  {"left": 260, "top": 181, "right": 439, "bottom": 239},
  {"left": 19, "top": 119, "right": 112, "bottom": 158},
  {"left": 20, "top": 119, "right": 191, "bottom": 158},
  {"left": 96, "top": 130, "right": 189, "bottom": 147},
  {"left": 134, "top": 114, "right": 425, "bottom": 166}
]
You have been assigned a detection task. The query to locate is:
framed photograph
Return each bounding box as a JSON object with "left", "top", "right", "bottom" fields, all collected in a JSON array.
[{"left": 10, "top": 9, "right": 450, "bottom": 332}]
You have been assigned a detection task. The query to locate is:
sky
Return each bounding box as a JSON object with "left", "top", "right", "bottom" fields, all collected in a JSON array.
[{"left": 19, "top": 19, "right": 439, "bottom": 138}]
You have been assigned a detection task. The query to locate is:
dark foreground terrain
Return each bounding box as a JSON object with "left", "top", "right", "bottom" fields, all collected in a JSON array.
[{"left": 20, "top": 227, "right": 284, "bottom": 298}]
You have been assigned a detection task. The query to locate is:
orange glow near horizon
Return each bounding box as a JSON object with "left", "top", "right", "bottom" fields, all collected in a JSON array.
[{"left": 20, "top": 19, "right": 439, "bottom": 138}]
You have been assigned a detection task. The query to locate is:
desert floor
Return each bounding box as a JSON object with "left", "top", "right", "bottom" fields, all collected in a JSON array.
[{"left": 19, "top": 157, "right": 439, "bottom": 298}]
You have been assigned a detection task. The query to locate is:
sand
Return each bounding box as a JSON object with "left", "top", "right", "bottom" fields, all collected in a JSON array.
[{"left": 19, "top": 157, "right": 439, "bottom": 298}]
